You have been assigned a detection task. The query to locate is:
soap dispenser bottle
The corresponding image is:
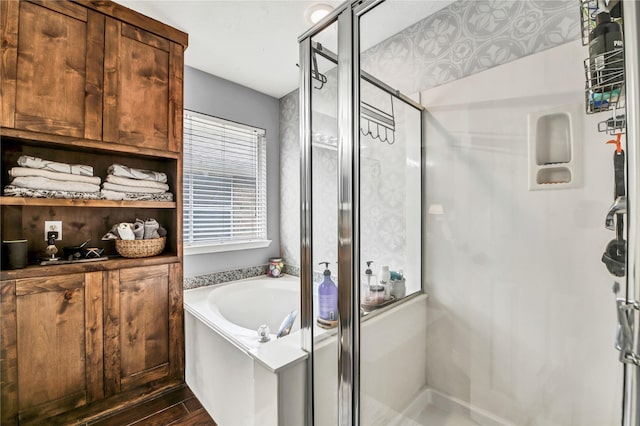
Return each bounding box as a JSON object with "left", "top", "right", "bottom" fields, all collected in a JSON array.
[{"left": 318, "top": 262, "right": 338, "bottom": 321}]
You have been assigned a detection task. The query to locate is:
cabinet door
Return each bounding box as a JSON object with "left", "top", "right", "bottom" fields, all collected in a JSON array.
[
  {"left": 104, "top": 263, "right": 183, "bottom": 396},
  {"left": 103, "top": 18, "right": 183, "bottom": 152},
  {"left": 0, "top": 272, "right": 104, "bottom": 424},
  {"left": 0, "top": 0, "right": 104, "bottom": 139}
]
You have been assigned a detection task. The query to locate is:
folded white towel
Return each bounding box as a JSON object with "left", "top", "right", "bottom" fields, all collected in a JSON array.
[
  {"left": 17, "top": 155, "right": 94, "bottom": 176},
  {"left": 4, "top": 185, "right": 103, "bottom": 200},
  {"left": 102, "top": 182, "right": 166, "bottom": 194},
  {"left": 108, "top": 164, "right": 167, "bottom": 183},
  {"left": 11, "top": 176, "right": 101, "bottom": 193},
  {"left": 100, "top": 189, "right": 174, "bottom": 201},
  {"left": 106, "top": 174, "right": 169, "bottom": 191},
  {"left": 9, "top": 167, "right": 101, "bottom": 185}
]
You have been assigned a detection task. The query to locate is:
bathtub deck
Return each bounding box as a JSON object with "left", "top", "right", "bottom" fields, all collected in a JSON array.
[{"left": 87, "top": 384, "right": 217, "bottom": 426}]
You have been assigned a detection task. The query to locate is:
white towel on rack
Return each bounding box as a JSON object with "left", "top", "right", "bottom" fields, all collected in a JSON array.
[
  {"left": 107, "top": 164, "right": 167, "bottom": 183},
  {"left": 17, "top": 155, "right": 94, "bottom": 176},
  {"left": 105, "top": 174, "right": 169, "bottom": 191},
  {"left": 11, "top": 176, "right": 101, "bottom": 193},
  {"left": 100, "top": 189, "right": 174, "bottom": 201},
  {"left": 3, "top": 185, "right": 103, "bottom": 200},
  {"left": 102, "top": 182, "right": 166, "bottom": 194},
  {"left": 9, "top": 167, "right": 101, "bottom": 185}
]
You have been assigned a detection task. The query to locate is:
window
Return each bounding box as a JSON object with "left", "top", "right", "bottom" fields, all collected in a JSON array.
[{"left": 183, "top": 110, "right": 268, "bottom": 254}]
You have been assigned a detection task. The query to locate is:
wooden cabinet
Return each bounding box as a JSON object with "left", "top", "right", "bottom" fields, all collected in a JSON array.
[
  {"left": 0, "top": 1, "right": 187, "bottom": 424},
  {"left": 0, "top": 272, "right": 103, "bottom": 424},
  {"left": 1, "top": 0, "right": 184, "bottom": 150},
  {"left": 103, "top": 19, "right": 183, "bottom": 152},
  {"left": 0, "top": 0, "right": 104, "bottom": 139},
  {"left": 104, "top": 264, "right": 184, "bottom": 395}
]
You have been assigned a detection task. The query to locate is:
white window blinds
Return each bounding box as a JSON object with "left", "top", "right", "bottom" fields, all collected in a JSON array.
[{"left": 183, "top": 110, "right": 267, "bottom": 247}]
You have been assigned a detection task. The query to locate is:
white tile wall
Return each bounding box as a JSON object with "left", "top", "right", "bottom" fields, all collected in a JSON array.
[{"left": 421, "top": 40, "right": 623, "bottom": 425}]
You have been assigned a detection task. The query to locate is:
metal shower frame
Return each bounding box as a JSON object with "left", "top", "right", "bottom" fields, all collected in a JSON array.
[
  {"left": 624, "top": 2, "right": 640, "bottom": 426},
  {"left": 299, "top": 0, "right": 425, "bottom": 425}
]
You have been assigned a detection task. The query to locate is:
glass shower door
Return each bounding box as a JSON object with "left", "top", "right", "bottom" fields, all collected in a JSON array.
[{"left": 356, "top": 0, "right": 624, "bottom": 425}]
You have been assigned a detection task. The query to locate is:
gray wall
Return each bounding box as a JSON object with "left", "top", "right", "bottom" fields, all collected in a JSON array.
[{"left": 183, "top": 66, "right": 280, "bottom": 277}]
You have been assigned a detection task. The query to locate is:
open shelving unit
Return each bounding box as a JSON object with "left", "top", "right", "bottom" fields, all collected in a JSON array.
[{"left": 1, "top": 128, "right": 182, "bottom": 274}]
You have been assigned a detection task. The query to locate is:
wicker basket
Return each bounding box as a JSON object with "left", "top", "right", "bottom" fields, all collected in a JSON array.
[{"left": 115, "top": 237, "right": 166, "bottom": 258}]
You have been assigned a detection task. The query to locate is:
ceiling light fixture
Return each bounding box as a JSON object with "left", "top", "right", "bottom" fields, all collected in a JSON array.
[{"left": 305, "top": 3, "right": 334, "bottom": 26}]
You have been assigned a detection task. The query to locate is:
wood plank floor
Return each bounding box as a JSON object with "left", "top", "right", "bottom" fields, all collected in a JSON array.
[{"left": 86, "top": 385, "right": 217, "bottom": 426}]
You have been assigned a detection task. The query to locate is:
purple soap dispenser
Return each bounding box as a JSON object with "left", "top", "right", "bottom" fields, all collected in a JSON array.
[{"left": 318, "top": 262, "right": 338, "bottom": 321}]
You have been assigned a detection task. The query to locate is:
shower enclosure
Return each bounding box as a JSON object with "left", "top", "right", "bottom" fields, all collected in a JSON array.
[{"left": 297, "top": 0, "right": 640, "bottom": 424}]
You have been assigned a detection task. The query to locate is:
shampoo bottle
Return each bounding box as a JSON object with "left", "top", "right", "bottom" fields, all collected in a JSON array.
[
  {"left": 318, "top": 262, "right": 338, "bottom": 321},
  {"left": 589, "top": 12, "right": 623, "bottom": 89}
]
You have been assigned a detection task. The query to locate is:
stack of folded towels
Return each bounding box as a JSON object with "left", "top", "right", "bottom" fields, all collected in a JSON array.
[
  {"left": 101, "top": 164, "right": 173, "bottom": 201},
  {"left": 3, "top": 155, "right": 102, "bottom": 199}
]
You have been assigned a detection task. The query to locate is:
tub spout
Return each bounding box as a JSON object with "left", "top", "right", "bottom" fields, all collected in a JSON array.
[
  {"left": 606, "top": 196, "right": 627, "bottom": 230},
  {"left": 277, "top": 310, "right": 298, "bottom": 338}
]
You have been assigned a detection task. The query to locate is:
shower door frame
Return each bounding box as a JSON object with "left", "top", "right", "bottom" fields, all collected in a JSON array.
[
  {"left": 625, "top": 1, "right": 640, "bottom": 425},
  {"left": 299, "top": 0, "right": 425, "bottom": 425}
]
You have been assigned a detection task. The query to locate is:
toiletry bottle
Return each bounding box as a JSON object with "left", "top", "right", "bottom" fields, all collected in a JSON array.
[
  {"left": 589, "top": 12, "right": 623, "bottom": 89},
  {"left": 379, "top": 265, "right": 391, "bottom": 301},
  {"left": 318, "top": 262, "right": 338, "bottom": 321},
  {"left": 363, "top": 261, "right": 376, "bottom": 302}
]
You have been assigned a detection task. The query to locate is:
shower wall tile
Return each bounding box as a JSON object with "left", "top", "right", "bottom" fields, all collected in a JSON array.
[
  {"left": 279, "top": 90, "right": 301, "bottom": 269},
  {"left": 183, "top": 265, "right": 268, "bottom": 289},
  {"left": 421, "top": 40, "right": 621, "bottom": 425}
]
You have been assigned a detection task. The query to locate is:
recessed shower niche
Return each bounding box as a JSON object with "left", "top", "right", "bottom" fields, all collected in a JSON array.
[{"left": 528, "top": 103, "right": 583, "bottom": 189}]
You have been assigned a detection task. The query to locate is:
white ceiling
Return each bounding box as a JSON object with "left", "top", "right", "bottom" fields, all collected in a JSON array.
[{"left": 118, "top": 0, "right": 454, "bottom": 99}]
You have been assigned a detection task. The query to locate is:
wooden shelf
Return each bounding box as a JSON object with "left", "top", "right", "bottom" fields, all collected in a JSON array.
[
  {"left": 1, "top": 127, "right": 181, "bottom": 160},
  {"left": 0, "top": 196, "right": 176, "bottom": 208},
  {"left": 0, "top": 254, "right": 181, "bottom": 281}
]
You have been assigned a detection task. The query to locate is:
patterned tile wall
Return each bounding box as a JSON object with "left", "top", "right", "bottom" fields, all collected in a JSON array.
[
  {"left": 360, "top": 0, "right": 580, "bottom": 94},
  {"left": 184, "top": 265, "right": 268, "bottom": 289}
]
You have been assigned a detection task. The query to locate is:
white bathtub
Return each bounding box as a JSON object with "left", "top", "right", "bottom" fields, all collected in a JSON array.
[
  {"left": 184, "top": 275, "right": 308, "bottom": 426},
  {"left": 185, "top": 275, "right": 304, "bottom": 351}
]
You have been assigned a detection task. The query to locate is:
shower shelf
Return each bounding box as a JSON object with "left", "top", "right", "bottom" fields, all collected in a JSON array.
[
  {"left": 584, "top": 48, "right": 625, "bottom": 114},
  {"left": 580, "top": 0, "right": 598, "bottom": 45},
  {"left": 580, "top": 0, "right": 622, "bottom": 46},
  {"left": 598, "top": 113, "right": 626, "bottom": 134}
]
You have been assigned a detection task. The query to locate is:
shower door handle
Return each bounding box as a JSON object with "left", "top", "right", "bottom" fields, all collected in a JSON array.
[{"left": 616, "top": 298, "right": 640, "bottom": 365}]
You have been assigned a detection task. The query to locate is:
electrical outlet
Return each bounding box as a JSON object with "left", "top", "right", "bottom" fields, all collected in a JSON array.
[{"left": 44, "top": 221, "right": 62, "bottom": 241}]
